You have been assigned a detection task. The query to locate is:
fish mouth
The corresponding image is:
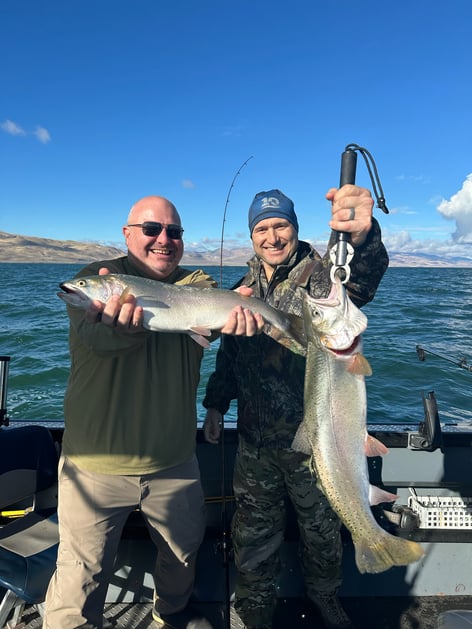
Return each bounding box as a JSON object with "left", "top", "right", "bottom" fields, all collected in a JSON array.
[
  {"left": 59, "top": 282, "right": 79, "bottom": 296},
  {"left": 325, "top": 336, "right": 361, "bottom": 354},
  {"left": 57, "top": 282, "right": 89, "bottom": 303}
]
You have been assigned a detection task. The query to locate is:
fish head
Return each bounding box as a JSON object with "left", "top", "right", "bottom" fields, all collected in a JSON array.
[
  {"left": 303, "top": 278, "right": 368, "bottom": 352},
  {"left": 57, "top": 274, "right": 128, "bottom": 309}
]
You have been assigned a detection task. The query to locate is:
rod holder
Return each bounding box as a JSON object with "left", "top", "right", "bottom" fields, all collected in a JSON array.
[{"left": 0, "top": 356, "right": 10, "bottom": 427}]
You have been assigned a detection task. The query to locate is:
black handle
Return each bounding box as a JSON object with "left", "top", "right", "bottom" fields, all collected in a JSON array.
[
  {"left": 334, "top": 148, "right": 358, "bottom": 270},
  {"left": 340, "top": 148, "right": 358, "bottom": 186}
]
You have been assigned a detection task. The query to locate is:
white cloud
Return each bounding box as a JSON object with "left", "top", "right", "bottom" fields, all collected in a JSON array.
[
  {"left": 437, "top": 174, "right": 472, "bottom": 243},
  {"left": 388, "top": 205, "right": 417, "bottom": 216},
  {"left": 33, "top": 126, "right": 51, "bottom": 144},
  {"left": 1, "top": 119, "right": 51, "bottom": 143},
  {"left": 182, "top": 179, "right": 195, "bottom": 189},
  {"left": 1, "top": 119, "right": 26, "bottom": 136},
  {"left": 382, "top": 230, "right": 472, "bottom": 260},
  {"left": 184, "top": 228, "right": 472, "bottom": 264},
  {"left": 383, "top": 230, "right": 412, "bottom": 249},
  {"left": 395, "top": 174, "right": 430, "bottom": 184}
]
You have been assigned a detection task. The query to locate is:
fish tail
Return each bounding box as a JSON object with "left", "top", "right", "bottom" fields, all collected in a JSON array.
[{"left": 354, "top": 533, "right": 424, "bottom": 574}]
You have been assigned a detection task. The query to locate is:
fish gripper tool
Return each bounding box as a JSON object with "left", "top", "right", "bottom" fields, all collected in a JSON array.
[{"left": 330, "top": 143, "right": 389, "bottom": 284}]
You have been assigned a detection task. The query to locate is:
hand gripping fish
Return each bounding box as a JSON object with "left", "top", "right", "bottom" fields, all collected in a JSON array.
[
  {"left": 292, "top": 278, "right": 424, "bottom": 574},
  {"left": 58, "top": 273, "right": 305, "bottom": 353}
]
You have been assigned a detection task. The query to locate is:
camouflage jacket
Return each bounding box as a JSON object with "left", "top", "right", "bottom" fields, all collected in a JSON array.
[{"left": 203, "top": 218, "right": 389, "bottom": 449}]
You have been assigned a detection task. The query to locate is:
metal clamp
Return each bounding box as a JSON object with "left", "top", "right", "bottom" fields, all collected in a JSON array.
[{"left": 329, "top": 242, "right": 354, "bottom": 283}]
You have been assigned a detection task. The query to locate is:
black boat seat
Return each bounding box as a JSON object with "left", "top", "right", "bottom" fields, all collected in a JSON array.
[{"left": 0, "top": 425, "right": 59, "bottom": 627}]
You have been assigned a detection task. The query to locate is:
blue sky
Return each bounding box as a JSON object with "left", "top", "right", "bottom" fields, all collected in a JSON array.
[{"left": 1, "top": 0, "right": 472, "bottom": 262}]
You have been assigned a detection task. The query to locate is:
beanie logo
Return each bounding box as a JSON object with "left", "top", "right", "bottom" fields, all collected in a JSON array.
[{"left": 260, "top": 196, "right": 280, "bottom": 210}]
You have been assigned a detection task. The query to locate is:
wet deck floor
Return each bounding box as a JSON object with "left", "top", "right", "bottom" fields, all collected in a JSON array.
[{"left": 11, "top": 596, "right": 472, "bottom": 629}]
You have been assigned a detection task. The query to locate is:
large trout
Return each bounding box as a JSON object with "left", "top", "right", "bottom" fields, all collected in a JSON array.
[
  {"left": 292, "top": 278, "right": 424, "bottom": 574},
  {"left": 58, "top": 273, "right": 305, "bottom": 352}
]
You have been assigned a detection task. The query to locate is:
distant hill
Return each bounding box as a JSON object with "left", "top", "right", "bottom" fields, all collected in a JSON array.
[
  {"left": 0, "top": 230, "right": 471, "bottom": 267},
  {"left": 0, "top": 230, "right": 250, "bottom": 266},
  {"left": 0, "top": 231, "right": 126, "bottom": 264}
]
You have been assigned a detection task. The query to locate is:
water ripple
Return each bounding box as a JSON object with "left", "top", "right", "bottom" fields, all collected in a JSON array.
[{"left": 1, "top": 263, "right": 470, "bottom": 426}]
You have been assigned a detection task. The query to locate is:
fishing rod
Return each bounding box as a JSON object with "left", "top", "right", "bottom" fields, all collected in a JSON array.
[
  {"left": 219, "top": 156, "right": 253, "bottom": 287},
  {"left": 0, "top": 356, "right": 10, "bottom": 427},
  {"left": 416, "top": 345, "right": 472, "bottom": 372},
  {"left": 330, "top": 143, "right": 389, "bottom": 283},
  {"left": 217, "top": 157, "right": 253, "bottom": 628},
  {"left": 217, "top": 422, "right": 232, "bottom": 629}
]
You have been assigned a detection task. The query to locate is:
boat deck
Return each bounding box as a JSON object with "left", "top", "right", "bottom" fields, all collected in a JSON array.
[
  {"left": 14, "top": 596, "right": 472, "bottom": 628},
  {"left": 5, "top": 421, "right": 472, "bottom": 628}
]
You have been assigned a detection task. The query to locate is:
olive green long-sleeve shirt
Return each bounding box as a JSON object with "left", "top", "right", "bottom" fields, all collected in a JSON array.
[{"left": 62, "top": 256, "right": 216, "bottom": 475}]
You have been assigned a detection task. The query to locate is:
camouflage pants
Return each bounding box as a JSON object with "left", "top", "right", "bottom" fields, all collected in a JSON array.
[{"left": 232, "top": 438, "right": 343, "bottom": 626}]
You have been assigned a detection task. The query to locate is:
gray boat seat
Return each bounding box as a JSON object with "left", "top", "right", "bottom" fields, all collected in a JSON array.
[
  {"left": 0, "top": 425, "right": 59, "bottom": 627},
  {"left": 438, "top": 610, "right": 472, "bottom": 628}
]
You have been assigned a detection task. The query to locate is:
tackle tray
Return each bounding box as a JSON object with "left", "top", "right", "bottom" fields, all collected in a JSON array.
[{"left": 407, "top": 492, "right": 472, "bottom": 529}]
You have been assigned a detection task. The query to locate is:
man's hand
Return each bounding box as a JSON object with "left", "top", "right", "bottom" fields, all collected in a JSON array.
[
  {"left": 327, "top": 184, "right": 374, "bottom": 247},
  {"left": 84, "top": 266, "right": 145, "bottom": 331},
  {"left": 220, "top": 285, "right": 265, "bottom": 336},
  {"left": 203, "top": 408, "right": 223, "bottom": 444}
]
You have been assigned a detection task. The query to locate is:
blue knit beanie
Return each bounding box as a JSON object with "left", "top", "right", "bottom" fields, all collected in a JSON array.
[{"left": 248, "top": 189, "right": 299, "bottom": 234}]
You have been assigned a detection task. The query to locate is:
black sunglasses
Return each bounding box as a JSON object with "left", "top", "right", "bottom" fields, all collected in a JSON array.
[{"left": 127, "top": 222, "right": 184, "bottom": 240}]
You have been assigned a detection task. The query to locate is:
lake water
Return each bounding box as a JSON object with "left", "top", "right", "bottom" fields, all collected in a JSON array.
[{"left": 0, "top": 263, "right": 471, "bottom": 427}]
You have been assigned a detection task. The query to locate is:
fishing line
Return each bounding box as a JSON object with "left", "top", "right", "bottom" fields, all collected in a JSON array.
[{"left": 219, "top": 156, "right": 253, "bottom": 287}]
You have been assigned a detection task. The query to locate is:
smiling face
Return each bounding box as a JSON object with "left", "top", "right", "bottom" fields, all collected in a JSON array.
[
  {"left": 123, "top": 195, "right": 184, "bottom": 280},
  {"left": 251, "top": 217, "right": 299, "bottom": 280}
]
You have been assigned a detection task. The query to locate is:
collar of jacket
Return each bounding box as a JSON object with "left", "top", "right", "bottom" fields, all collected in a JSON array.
[{"left": 244, "top": 241, "right": 315, "bottom": 287}]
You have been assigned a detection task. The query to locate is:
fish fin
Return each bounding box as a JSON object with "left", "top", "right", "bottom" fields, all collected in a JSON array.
[
  {"left": 369, "top": 483, "right": 398, "bottom": 506},
  {"left": 365, "top": 434, "right": 389, "bottom": 457},
  {"left": 347, "top": 353, "right": 372, "bottom": 376},
  {"left": 291, "top": 422, "right": 312, "bottom": 455},
  {"left": 188, "top": 332, "right": 211, "bottom": 349},
  {"left": 120, "top": 287, "right": 131, "bottom": 304},
  {"left": 354, "top": 533, "right": 424, "bottom": 574},
  {"left": 189, "top": 326, "right": 212, "bottom": 337}
]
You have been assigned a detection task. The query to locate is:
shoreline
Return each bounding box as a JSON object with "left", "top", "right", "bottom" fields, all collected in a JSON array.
[{"left": 1, "top": 231, "right": 471, "bottom": 268}]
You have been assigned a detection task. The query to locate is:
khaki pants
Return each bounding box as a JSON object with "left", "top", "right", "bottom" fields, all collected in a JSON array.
[{"left": 43, "top": 455, "right": 206, "bottom": 629}]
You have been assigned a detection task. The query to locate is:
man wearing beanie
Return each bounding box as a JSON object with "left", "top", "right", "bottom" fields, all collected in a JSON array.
[
  {"left": 247, "top": 189, "right": 299, "bottom": 234},
  {"left": 203, "top": 185, "right": 389, "bottom": 629}
]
